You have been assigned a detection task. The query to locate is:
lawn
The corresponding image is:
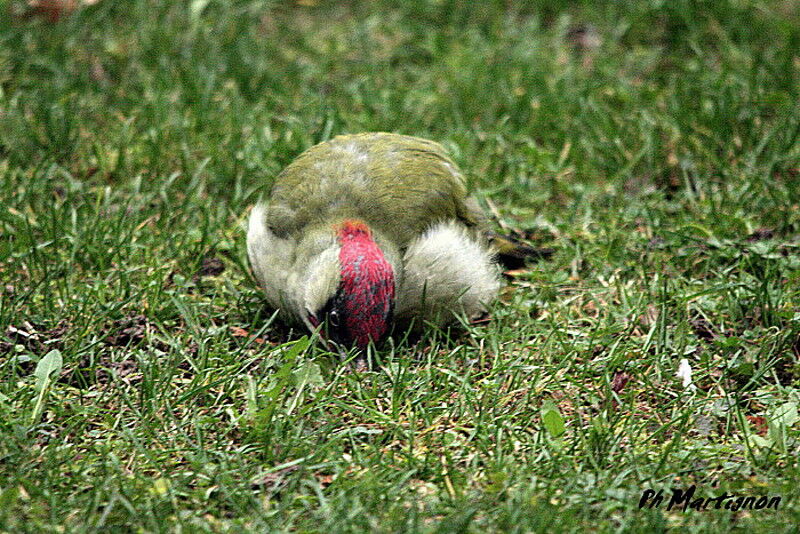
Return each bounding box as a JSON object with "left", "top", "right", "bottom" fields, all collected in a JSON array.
[{"left": 1, "top": 0, "right": 799, "bottom": 532}]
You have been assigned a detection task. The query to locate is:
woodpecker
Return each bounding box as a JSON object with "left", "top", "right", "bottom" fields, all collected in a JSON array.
[{"left": 247, "top": 132, "right": 501, "bottom": 353}]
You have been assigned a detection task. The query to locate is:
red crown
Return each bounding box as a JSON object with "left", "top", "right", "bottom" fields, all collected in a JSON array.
[{"left": 335, "top": 220, "right": 394, "bottom": 348}]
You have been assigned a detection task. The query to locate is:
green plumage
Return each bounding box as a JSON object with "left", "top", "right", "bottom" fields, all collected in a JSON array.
[{"left": 266, "top": 132, "right": 480, "bottom": 246}]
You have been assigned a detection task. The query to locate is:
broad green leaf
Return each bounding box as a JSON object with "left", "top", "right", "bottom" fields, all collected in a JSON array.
[
  {"left": 541, "top": 400, "right": 566, "bottom": 438},
  {"left": 770, "top": 402, "right": 799, "bottom": 427},
  {"left": 292, "top": 360, "right": 324, "bottom": 388},
  {"left": 767, "top": 401, "right": 799, "bottom": 452},
  {"left": 34, "top": 350, "right": 63, "bottom": 393},
  {"left": 31, "top": 349, "right": 63, "bottom": 424}
]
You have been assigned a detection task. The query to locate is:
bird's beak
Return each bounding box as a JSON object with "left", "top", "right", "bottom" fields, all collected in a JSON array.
[
  {"left": 304, "top": 311, "right": 368, "bottom": 370},
  {"left": 327, "top": 340, "right": 367, "bottom": 371}
]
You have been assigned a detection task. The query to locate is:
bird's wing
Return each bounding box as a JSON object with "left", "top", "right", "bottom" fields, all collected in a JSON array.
[
  {"left": 396, "top": 221, "right": 500, "bottom": 324},
  {"left": 266, "top": 133, "right": 480, "bottom": 247}
]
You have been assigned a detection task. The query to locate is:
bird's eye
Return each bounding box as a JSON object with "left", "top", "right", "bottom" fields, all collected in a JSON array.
[{"left": 328, "top": 310, "right": 340, "bottom": 328}]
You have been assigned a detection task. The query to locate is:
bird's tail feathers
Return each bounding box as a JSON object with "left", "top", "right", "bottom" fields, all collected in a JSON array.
[{"left": 487, "top": 232, "right": 554, "bottom": 271}]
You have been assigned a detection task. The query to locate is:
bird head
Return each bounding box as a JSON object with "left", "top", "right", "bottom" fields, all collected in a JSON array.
[{"left": 303, "top": 220, "right": 395, "bottom": 352}]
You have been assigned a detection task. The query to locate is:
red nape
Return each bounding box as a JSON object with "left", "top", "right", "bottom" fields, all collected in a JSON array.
[{"left": 335, "top": 220, "right": 395, "bottom": 348}]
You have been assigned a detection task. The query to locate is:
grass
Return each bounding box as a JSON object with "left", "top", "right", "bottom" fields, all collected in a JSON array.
[{"left": 1, "top": 0, "right": 799, "bottom": 531}]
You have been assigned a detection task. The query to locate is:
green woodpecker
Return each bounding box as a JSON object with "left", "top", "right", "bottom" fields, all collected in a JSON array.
[{"left": 247, "top": 132, "right": 500, "bottom": 352}]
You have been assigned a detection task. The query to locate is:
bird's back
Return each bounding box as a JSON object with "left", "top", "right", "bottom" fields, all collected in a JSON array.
[{"left": 266, "top": 133, "right": 478, "bottom": 247}]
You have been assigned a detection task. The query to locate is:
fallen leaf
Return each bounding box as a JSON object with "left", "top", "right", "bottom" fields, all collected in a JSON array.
[
  {"left": 25, "top": 0, "right": 99, "bottom": 22},
  {"left": 230, "top": 327, "right": 249, "bottom": 337},
  {"left": 198, "top": 256, "right": 225, "bottom": 277},
  {"left": 747, "top": 415, "right": 768, "bottom": 436},
  {"left": 315, "top": 473, "right": 334, "bottom": 487},
  {"left": 746, "top": 228, "right": 774, "bottom": 242},
  {"left": 690, "top": 316, "right": 715, "bottom": 341},
  {"left": 251, "top": 464, "right": 300, "bottom": 490},
  {"left": 611, "top": 371, "right": 631, "bottom": 393}
]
